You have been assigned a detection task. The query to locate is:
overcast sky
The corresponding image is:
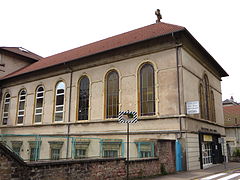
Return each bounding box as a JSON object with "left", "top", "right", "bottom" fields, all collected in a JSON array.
[{"left": 1, "top": 0, "right": 239, "bottom": 102}]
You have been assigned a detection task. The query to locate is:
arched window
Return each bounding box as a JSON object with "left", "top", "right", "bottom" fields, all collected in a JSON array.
[
  {"left": 210, "top": 90, "right": 216, "bottom": 122},
  {"left": 199, "top": 74, "right": 214, "bottom": 121},
  {"left": 17, "top": 89, "right": 27, "bottom": 124},
  {"left": 78, "top": 76, "right": 90, "bottom": 120},
  {"left": 203, "top": 75, "right": 210, "bottom": 120},
  {"left": 54, "top": 82, "right": 65, "bottom": 122},
  {"left": 2, "top": 93, "right": 10, "bottom": 125},
  {"left": 34, "top": 86, "right": 44, "bottom": 123},
  {"left": 106, "top": 70, "right": 119, "bottom": 118},
  {"left": 199, "top": 84, "right": 205, "bottom": 119},
  {"left": 139, "top": 64, "right": 155, "bottom": 116}
]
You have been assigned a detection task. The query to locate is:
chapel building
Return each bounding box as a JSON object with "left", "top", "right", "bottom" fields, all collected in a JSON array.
[{"left": 0, "top": 21, "right": 228, "bottom": 170}]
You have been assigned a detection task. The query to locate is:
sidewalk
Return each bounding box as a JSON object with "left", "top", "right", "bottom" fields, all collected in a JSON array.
[{"left": 146, "top": 162, "right": 240, "bottom": 180}]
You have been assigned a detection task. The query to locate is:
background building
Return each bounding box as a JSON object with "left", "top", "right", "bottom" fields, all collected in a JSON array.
[
  {"left": 0, "top": 21, "right": 228, "bottom": 170},
  {"left": 223, "top": 97, "right": 240, "bottom": 156}
]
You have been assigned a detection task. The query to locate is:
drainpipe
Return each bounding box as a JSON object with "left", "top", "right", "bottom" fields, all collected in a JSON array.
[
  {"left": 65, "top": 64, "right": 73, "bottom": 159},
  {"left": 176, "top": 46, "right": 182, "bottom": 138},
  {"left": 173, "top": 33, "right": 185, "bottom": 171},
  {"left": 172, "top": 32, "right": 183, "bottom": 138}
]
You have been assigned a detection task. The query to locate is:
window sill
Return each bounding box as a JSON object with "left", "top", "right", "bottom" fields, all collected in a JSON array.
[
  {"left": 104, "top": 118, "right": 118, "bottom": 121},
  {"left": 138, "top": 115, "right": 159, "bottom": 120},
  {"left": 16, "top": 123, "right": 24, "bottom": 126}
]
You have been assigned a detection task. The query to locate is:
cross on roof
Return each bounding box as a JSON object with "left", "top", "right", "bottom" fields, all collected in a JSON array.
[{"left": 155, "top": 9, "right": 162, "bottom": 23}]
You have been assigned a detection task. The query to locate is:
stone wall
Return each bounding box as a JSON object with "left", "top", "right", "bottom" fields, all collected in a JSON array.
[
  {"left": 0, "top": 143, "right": 26, "bottom": 180},
  {"left": 157, "top": 140, "right": 176, "bottom": 173},
  {"left": 129, "top": 158, "right": 160, "bottom": 177},
  {"left": 0, "top": 140, "right": 176, "bottom": 180},
  {"left": 26, "top": 159, "right": 126, "bottom": 180}
]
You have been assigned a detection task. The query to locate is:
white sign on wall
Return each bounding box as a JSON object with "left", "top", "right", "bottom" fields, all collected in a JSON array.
[{"left": 186, "top": 101, "right": 199, "bottom": 114}]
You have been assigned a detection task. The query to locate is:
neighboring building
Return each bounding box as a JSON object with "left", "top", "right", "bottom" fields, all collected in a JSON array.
[
  {"left": 0, "top": 47, "right": 42, "bottom": 79},
  {"left": 0, "top": 47, "right": 42, "bottom": 126},
  {"left": 0, "top": 21, "right": 228, "bottom": 170},
  {"left": 223, "top": 96, "right": 239, "bottom": 107},
  {"left": 223, "top": 98, "right": 240, "bottom": 155}
]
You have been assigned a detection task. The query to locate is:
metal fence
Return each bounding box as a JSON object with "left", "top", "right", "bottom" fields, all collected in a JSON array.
[{"left": 0, "top": 134, "right": 156, "bottom": 162}]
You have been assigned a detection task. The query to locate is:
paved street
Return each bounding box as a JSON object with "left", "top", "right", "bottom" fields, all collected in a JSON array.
[{"left": 146, "top": 162, "right": 240, "bottom": 180}]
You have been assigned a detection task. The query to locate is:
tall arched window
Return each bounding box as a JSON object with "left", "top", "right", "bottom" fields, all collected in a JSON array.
[
  {"left": 210, "top": 90, "right": 216, "bottom": 122},
  {"left": 203, "top": 75, "right": 210, "bottom": 120},
  {"left": 17, "top": 89, "right": 27, "bottom": 124},
  {"left": 199, "top": 74, "right": 214, "bottom": 121},
  {"left": 199, "top": 84, "right": 205, "bottom": 119},
  {"left": 34, "top": 86, "right": 44, "bottom": 123},
  {"left": 139, "top": 63, "right": 155, "bottom": 116},
  {"left": 54, "top": 82, "right": 65, "bottom": 122},
  {"left": 106, "top": 70, "right": 119, "bottom": 118},
  {"left": 78, "top": 76, "right": 90, "bottom": 120},
  {"left": 2, "top": 93, "right": 10, "bottom": 125}
]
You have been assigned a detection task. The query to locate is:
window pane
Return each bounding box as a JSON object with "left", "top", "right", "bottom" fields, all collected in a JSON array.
[
  {"left": 56, "top": 95, "right": 64, "bottom": 105},
  {"left": 20, "top": 90, "right": 26, "bottom": 96},
  {"left": 19, "top": 101, "right": 25, "bottom": 110},
  {"left": 37, "top": 87, "right": 44, "bottom": 92},
  {"left": 35, "top": 108, "right": 42, "bottom": 114},
  {"left": 56, "top": 106, "right": 63, "bottom": 112},
  {"left": 30, "top": 148, "right": 39, "bottom": 161},
  {"left": 2, "top": 118, "right": 7, "bottom": 125},
  {"left": 75, "top": 149, "right": 86, "bottom": 159},
  {"left": 20, "top": 96, "right": 25, "bottom": 101},
  {"left": 55, "top": 112, "right": 63, "bottom": 121},
  {"left": 106, "top": 71, "right": 119, "bottom": 118},
  {"left": 3, "top": 112, "right": 8, "bottom": 117},
  {"left": 17, "top": 116, "right": 23, "bottom": 124},
  {"left": 51, "top": 149, "right": 60, "bottom": 160},
  {"left": 36, "top": 98, "right": 43, "bottom": 108},
  {"left": 141, "top": 151, "right": 152, "bottom": 158},
  {"left": 4, "top": 104, "right": 9, "bottom": 112},
  {"left": 57, "top": 89, "right": 64, "bottom": 94},
  {"left": 140, "top": 64, "right": 155, "bottom": 116},
  {"left": 56, "top": 82, "right": 65, "bottom": 90},
  {"left": 18, "top": 111, "right": 24, "bottom": 116},
  {"left": 104, "top": 150, "right": 118, "bottom": 157},
  {"left": 37, "top": 92, "right": 44, "bottom": 98},
  {"left": 35, "top": 115, "right": 42, "bottom": 123}
]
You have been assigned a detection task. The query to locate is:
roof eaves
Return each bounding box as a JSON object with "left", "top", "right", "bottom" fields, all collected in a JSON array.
[
  {"left": 182, "top": 30, "right": 228, "bottom": 77},
  {"left": 0, "top": 28, "right": 185, "bottom": 81},
  {"left": 0, "top": 47, "right": 42, "bottom": 61}
]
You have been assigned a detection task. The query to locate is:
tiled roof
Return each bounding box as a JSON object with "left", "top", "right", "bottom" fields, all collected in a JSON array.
[
  {"left": 0, "top": 22, "right": 228, "bottom": 80},
  {"left": 223, "top": 105, "right": 240, "bottom": 116},
  {"left": 0, "top": 22, "right": 185, "bottom": 80},
  {"left": 0, "top": 47, "right": 42, "bottom": 61}
]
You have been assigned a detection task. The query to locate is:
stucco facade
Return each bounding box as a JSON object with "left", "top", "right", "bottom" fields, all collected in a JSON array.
[{"left": 0, "top": 22, "right": 227, "bottom": 170}]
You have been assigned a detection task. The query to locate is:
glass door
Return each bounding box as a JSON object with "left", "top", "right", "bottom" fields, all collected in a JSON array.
[{"left": 202, "top": 142, "right": 213, "bottom": 168}]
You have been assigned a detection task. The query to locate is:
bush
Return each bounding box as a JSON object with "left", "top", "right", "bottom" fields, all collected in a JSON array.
[
  {"left": 233, "top": 148, "right": 240, "bottom": 157},
  {"left": 160, "top": 164, "right": 167, "bottom": 175}
]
